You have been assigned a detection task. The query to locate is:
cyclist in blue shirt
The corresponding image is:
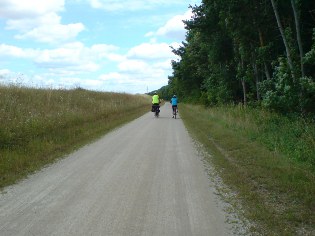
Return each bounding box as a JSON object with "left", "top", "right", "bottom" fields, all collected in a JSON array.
[{"left": 170, "top": 95, "right": 178, "bottom": 118}]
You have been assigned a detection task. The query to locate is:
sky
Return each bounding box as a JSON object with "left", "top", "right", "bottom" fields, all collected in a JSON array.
[{"left": 0, "top": 0, "right": 201, "bottom": 94}]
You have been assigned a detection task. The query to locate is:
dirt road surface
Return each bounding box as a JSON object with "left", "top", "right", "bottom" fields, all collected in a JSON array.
[{"left": 0, "top": 103, "right": 234, "bottom": 236}]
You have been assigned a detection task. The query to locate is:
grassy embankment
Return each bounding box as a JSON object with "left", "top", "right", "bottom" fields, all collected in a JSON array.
[
  {"left": 180, "top": 104, "right": 315, "bottom": 236},
  {"left": 0, "top": 85, "right": 151, "bottom": 189}
]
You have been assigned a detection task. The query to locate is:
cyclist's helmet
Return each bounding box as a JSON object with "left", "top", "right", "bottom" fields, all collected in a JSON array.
[{"left": 173, "top": 95, "right": 176, "bottom": 97}]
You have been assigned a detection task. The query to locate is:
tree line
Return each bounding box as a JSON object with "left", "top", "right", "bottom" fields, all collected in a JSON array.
[{"left": 159, "top": 0, "right": 315, "bottom": 115}]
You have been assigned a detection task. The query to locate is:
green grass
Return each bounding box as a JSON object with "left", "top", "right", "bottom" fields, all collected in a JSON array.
[
  {"left": 0, "top": 85, "right": 151, "bottom": 189},
  {"left": 180, "top": 104, "right": 315, "bottom": 236}
]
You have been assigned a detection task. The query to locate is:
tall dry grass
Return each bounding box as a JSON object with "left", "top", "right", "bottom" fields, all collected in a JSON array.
[{"left": 0, "top": 85, "right": 151, "bottom": 188}]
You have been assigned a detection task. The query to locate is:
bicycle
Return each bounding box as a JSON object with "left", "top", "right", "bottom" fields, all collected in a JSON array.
[
  {"left": 152, "top": 105, "right": 160, "bottom": 118},
  {"left": 155, "top": 106, "right": 160, "bottom": 117},
  {"left": 172, "top": 106, "right": 177, "bottom": 119}
]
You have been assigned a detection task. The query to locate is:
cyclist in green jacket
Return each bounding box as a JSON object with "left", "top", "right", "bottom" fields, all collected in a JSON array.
[
  {"left": 152, "top": 92, "right": 160, "bottom": 113},
  {"left": 152, "top": 92, "right": 160, "bottom": 105}
]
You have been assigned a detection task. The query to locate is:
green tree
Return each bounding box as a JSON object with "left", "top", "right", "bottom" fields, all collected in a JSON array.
[{"left": 166, "top": 0, "right": 315, "bottom": 114}]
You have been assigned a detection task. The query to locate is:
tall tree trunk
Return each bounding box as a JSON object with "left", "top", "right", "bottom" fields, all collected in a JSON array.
[
  {"left": 291, "top": 0, "right": 305, "bottom": 113},
  {"left": 270, "top": 0, "right": 296, "bottom": 80},
  {"left": 240, "top": 57, "right": 247, "bottom": 106},
  {"left": 258, "top": 29, "right": 271, "bottom": 80},
  {"left": 254, "top": 62, "right": 261, "bottom": 101},
  {"left": 251, "top": 50, "right": 261, "bottom": 101},
  {"left": 241, "top": 79, "right": 247, "bottom": 106},
  {"left": 291, "top": 0, "right": 305, "bottom": 77},
  {"left": 264, "top": 64, "right": 271, "bottom": 80}
]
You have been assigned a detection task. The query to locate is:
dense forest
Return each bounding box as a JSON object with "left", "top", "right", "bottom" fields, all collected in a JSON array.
[{"left": 158, "top": 0, "right": 315, "bottom": 115}]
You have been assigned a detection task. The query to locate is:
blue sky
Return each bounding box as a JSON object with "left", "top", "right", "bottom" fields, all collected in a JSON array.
[{"left": 0, "top": 0, "right": 201, "bottom": 94}]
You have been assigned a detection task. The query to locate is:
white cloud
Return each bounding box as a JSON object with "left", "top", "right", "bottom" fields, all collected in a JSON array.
[
  {"left": 153, "top": 59, "right": 172, "bottom": 70},
  {"left": 98, "top": 69, "right": 168, "bottom": 93},
  {"left": 88, "top": 0, "right": 186, "bottom": 11},
  {"left": 127, "top": 42, "right": 173, "bottom": 60},
  {"left": 145, "top": 32, "right": 155, "bottom": 38},
  {"left": 98, "top": 45, "right": 173, "bottom": 93},
  {"left": 106, "top": 54, "right": 126, "bottom": 62},
  {"left": 0, "top": 0, "right": 64, "bottom": 19},
  {"left": 15, "top": 22, "right": 85, "bottom": 43},
  {"left": 1, "top": 0, "right": 84, "bottom": 43},
  {"left": 33, "top": 42, "right": 119, "bottom": 73},
  {"left": 6, "top": 13, "right": 85, "bottom": 43},
  {"left": 60, "top": 77, "right": 103, "bottom": 88},
  {"left": 146, "top": 10, "right": 192, "bottom": 41},
  {"left": 118, "top": 60, "right": 149, "bottom": 73},
  {"left": 0, "top": 40, "right": 172, "bottom": 93},
  {"left": 0, "top": 0, "right": 200, "bottom": 93},
  {"left": 0, "top": 69, "right": 11, "bottom": 77},
  {"left": 0, "top": 40, "right": 173, "bottom": 92},
  {"left": 96, "top": 41, "right": 176, "bottom": 92},
  {"left": 100, "top": 72, "right": 124, "bottom": 81},
  {"left": 90, "top": 44, "right": 120, "bottom": 60},
  {"left": 0, "top": 42, "right": 120, "bottom": 75},
  {"left": 0, "top": 44, "right": 37, "bottom": 58}
]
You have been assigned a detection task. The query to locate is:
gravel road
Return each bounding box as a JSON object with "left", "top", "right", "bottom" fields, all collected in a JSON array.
[{"left": 0, "top": 103, "right": 233, "bottom": 236}]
